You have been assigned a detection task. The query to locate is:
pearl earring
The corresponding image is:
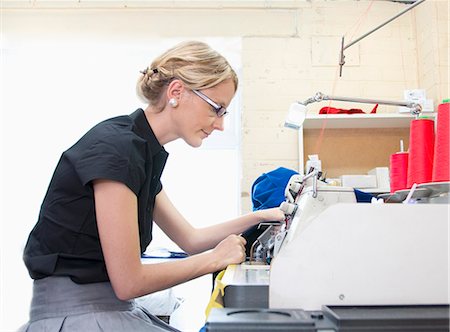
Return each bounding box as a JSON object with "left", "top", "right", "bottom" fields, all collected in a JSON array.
[{"left": 169, "top": 98, "right": 178, "bottom": 107}]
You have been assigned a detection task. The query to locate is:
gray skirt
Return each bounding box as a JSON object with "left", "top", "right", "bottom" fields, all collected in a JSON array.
[{"left": 18, "top": 277, "right": 181, "bottom": 332}]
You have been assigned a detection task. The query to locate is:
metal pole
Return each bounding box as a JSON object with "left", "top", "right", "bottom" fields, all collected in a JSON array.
[
  {"left": 344, "top": 0, "right": 426, "bottom": 50},
  {"left": 300, "top": 92, "right": 423, "bottom": 115},
  {"left": 339, "top": 0, "right": 426, "bottom": 76},
  {"left": 323, "top": 95, "right": 414, "bottom": 108}
]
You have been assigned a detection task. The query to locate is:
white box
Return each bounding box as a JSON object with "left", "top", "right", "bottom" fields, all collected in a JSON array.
[
  {"left": 404, "top": 89, "right": 426, "bottom": 101},
  {"left": 368, "top": 167, "right": 390, "bottom": 190},
  {"left": 340, "top": 175, "right": 377, "bottom": 189}
]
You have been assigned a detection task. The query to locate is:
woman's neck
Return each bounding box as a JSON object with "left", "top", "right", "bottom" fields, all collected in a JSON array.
[{"left": 143, "top": 105, "right": 179, "bottom": 146}]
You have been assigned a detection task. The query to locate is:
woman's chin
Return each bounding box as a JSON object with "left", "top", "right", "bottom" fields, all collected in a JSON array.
[{"left": 184, "top": 137, "right": 203, "bottom": 148}]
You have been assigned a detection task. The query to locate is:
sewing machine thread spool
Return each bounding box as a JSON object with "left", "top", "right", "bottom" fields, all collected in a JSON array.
[
  {"left": 390, "top": 152, "right": 408, "bottom": 193},
  {"left": 432, "top": 101, "right": 449, "bottom": 182},
  {"left": 407, "top": 118, "right": 434, "bottom": 188}
]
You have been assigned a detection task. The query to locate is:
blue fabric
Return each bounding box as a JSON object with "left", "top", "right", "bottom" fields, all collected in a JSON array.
[
  {"left": 251, "top": 167, "right": 299, "bottom": 211},
  {"left": 354, "top": 189, "right": 374, "bottom": 203}
]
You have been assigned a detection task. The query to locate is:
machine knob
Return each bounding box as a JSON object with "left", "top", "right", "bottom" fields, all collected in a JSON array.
[{"left": 280, "top": 202, "right": 297, "bottom": 216}]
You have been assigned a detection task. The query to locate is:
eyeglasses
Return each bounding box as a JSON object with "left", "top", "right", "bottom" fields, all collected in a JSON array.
[{"left": 192, "top": 89, "right": 228, "bottom": 117}]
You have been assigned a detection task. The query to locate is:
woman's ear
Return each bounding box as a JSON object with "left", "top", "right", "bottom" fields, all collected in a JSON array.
[{"left": 166, "top": 79, "right": 184, "bottom": 102}]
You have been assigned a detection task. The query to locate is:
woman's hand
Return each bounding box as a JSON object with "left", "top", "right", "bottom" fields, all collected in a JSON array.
[
  {"left": 256, "top": 207, "right": 286, "bottom": 223},
  {"left": 210, "top": 234, "right": 247, "bottom": 271}
]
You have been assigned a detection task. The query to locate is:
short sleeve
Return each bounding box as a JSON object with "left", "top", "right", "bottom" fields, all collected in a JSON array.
[{"left": 74, "top": 135, "right": 147, "bottom": 195}]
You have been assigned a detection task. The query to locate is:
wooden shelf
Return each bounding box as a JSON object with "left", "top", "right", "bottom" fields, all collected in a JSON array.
[
  {"left": 297, "top": 112, "right": 436, "bottom": 175},
  {"left": 303, "top": 113, "right": 436, "bottom": 129}
]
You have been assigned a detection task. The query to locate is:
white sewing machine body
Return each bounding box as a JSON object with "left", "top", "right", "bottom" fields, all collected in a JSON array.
[
  {"left": 270, "top": 173, "right": 449, "bottom": 310},
  {"left": 270, "top": 202, "right": 449, "bottom": 310},
  {"left": 221, "top": 172, "right": 449, "bottom": 312}
]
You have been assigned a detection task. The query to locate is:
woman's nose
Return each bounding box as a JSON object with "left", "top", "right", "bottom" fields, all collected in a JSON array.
[{"left": 213, "top": 116, "right": 225, "bottom": 131}]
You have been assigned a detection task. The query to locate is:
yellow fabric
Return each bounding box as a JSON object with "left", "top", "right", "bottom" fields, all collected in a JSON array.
[{"left": 204, "top": 269, "right": 226, "bottom": 319}]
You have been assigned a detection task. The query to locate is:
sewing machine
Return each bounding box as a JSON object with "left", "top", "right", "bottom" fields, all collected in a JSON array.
[{"left": 209, "top": 170, "right": 449, "bottom": 330}]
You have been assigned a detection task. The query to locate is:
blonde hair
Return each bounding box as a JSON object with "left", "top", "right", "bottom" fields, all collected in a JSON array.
[{"left": 137, "top": 41, "right": 238, "bottom": 107}]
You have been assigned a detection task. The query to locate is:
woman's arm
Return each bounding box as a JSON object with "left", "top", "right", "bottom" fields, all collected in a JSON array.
[
  {"left": 94, "top": 179, "right": 246, "bottom": 300},
  {"left": 153, "top": 189, "right": 285, "bottom": 255}
]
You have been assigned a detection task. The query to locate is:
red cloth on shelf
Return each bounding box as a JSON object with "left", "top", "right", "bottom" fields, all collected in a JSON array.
[{"left": 319, "top": 104, "right": 378, "bottom": 114}]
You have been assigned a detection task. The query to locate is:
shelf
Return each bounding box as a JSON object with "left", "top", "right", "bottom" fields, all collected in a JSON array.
[{"left": 302, "top": 113, "right": 436, "bottom": 129}]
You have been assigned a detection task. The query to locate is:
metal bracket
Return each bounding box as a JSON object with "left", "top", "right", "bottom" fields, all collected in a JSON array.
[{"left": 339, "top": 0, "right": 426, "bottom": 77}]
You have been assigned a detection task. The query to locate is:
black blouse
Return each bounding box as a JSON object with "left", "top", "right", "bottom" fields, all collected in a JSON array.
[{"left": 23, "top": 109, "right": 168, "bottom": 284}]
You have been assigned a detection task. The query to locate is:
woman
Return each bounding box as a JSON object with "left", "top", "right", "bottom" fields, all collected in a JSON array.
[{"left": 21, "top": 41, "right": 285, "bottom": 331}]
